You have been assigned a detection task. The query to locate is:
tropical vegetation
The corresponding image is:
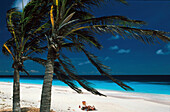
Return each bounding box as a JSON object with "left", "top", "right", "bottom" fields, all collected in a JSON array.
[
  {"left": 2, "top": 0, "right": 170, "bottom": 112},
  {"left": 2, "top": 0, "right": 51, "bottom": 111}
]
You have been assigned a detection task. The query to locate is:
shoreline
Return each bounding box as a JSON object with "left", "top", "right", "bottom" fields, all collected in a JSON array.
[
  {"left": 1, "top": 80, "right": 170, "bottom": 96},
  {"left": 0, "top": 82, "right": 170, "bottom": 112},
  {"left": 1, "top": 75, "right": 170, "bottom": 82}
]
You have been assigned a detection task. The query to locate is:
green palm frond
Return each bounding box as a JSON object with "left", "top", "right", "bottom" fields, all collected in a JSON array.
[
  {"left": 58, "top": 15, "right": 146, "bottom": 35},
  {"left": 6, "top": 8, "right": 21, "bottom": 48},
  {"left": 58, "top": 55, "right": 106, "bottom": 96},
  {"left": 70, "top": 30, "right": 103, "bottom": 49},
  {"left": 66, "top": 25, "right": 170, "bottom": 44},
  {"left": 21, "top": 68, "right": 30, "bottom": 76},
  {"left": 61, "top": 43, "right": 83, "bottom": 52},
  {"left": 81, "top": 47, "right": 134, "bottom": 91},
  {"left": 117, "top": 26, "right": 170, "bottom": 43},
  {"left": 54, "top": 61, "right": 82, "bottom": 93},
  {"left": 76, "top": 15, "right": 146, "bottom": 27}
]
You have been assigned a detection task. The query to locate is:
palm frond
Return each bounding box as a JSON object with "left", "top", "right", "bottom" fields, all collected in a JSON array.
[
  {"left": 76, "top": 15, "right": 146, "bottom": 27},
  {"left": 61, "top": 12, "right": 75, "bottom": 26},
  {"left": 58, "top": 55, "right": 106, "bottom": 96},
  {"left": 67, "top": 25, "right": 170, "bottom": 44},
  {"left": 71, "top": 30, "right": 103, "bottom": 49},
  {"left": 50, "top": 5, "right": 55, "bottom": 31},
  {"left": 2, "top": 38, "right": 16, "bottom": 57},
  {"left": 54, "top": 61, "right": 82, "bottom": 93},
  {"left": 6, "top": 8, "right": 21, "bottom": 48},
  {"left": 21, "top": 68, "right": 30, "bottom": 76},
  {"left": 61, "top": 43, "right": 83, "bottom": 52},
  {"left": 81, "top": 47, "right": 134, "bottom": 91},
  {"left": 3, "top": 44, "right": 15, "bottom": 59},
  {"left": 117, "top": 26, "right": 170, "bottom": 43},
  {"left": 2, "top": 43, "right": 15, "bottom": 59}
]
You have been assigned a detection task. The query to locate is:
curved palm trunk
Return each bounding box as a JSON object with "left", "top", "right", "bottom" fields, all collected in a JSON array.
[
  {"left": 40, "top": 48, "right": 54, "bottom": 112},
  {"left": 13, "top": 68, "right": 21, "bottom": 112}
]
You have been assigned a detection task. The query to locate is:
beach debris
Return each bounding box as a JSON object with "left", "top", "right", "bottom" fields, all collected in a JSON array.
[
  {"left": 80, "top": 101, "right": 96, "bottom": 111},
  {"left": 67, "top": 107, "right": 76, "bottom": 111}
]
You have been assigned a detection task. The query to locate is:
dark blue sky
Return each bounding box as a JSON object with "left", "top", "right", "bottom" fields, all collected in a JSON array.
[{"left": 0, "top": 0, "right": 170, "bottom": 75}]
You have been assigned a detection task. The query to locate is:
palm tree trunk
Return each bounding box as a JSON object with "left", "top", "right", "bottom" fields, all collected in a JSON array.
[
  {"left": 13, "top": 68, "right": 21, "bottom": 112},
  {"left": 40, "top": 48, "right": 54, "bottom": 112}
]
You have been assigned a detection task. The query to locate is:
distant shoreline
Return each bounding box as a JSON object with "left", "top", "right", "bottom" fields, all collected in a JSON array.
[{"left": 0, "top": 75, "right": 170, "bottom": 82}]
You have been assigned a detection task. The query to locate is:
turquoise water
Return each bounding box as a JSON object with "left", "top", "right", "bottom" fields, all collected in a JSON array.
[{"left": 0, "top": 78, "right": 170, "bottom": 95}]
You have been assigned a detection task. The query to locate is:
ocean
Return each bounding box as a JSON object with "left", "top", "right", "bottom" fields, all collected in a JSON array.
[{"left": 0, "top": 75, "right": 170, "bottom": 95}]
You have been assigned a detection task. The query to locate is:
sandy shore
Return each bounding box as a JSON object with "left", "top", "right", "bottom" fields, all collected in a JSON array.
[{"left": 0, "top": 82, "right": 170, "bottom": 112}]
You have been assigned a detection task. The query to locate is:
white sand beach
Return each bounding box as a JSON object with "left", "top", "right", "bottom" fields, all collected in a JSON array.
[{"left": 0, "top": 82, "right": 170, "bottom": 112}]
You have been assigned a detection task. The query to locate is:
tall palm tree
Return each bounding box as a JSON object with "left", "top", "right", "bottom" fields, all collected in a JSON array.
[
  {"left": 38, "top": 0, "right": 170, "bottom": 112},
  {"left": 2, "top": 0, "right": 51, "bottom": 111}
]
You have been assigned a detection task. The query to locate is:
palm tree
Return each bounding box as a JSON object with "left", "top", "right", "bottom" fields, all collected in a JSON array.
[
  {"left": 38, "top": 0, "right": 170, "bottom": 112},
  {"left": 2, "top": 0, "right": 51, "bottom": 111}
]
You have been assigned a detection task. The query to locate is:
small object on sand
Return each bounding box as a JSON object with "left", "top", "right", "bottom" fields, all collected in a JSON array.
[
  {"left": 81, "top": 106, "right": 96, "bottom": 111},
  {"left": 81, "top": 101, "right": 96, "bottom": 111}
]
